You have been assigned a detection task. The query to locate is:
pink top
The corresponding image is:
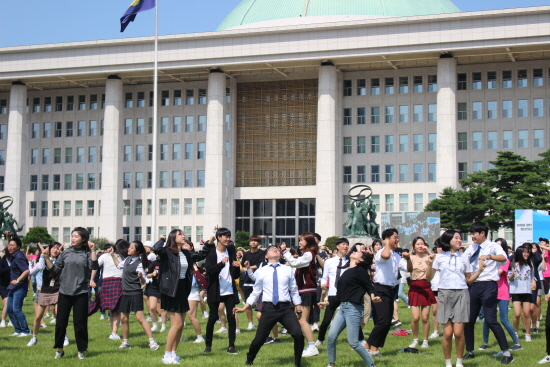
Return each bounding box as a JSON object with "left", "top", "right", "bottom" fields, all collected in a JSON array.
[
  {"left": 543, "top": 251, "right": 550, "bottom": 278},
  {"left": 497, "top": 259, "right": 511, "bottom": 300}
]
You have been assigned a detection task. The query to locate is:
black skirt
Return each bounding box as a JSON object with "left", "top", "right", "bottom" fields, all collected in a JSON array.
[
  {"left": 145, "top": 283, "right": 161, "bottom": 298},
  {"left": 119, "top": 293, "right": 144, "bottom": 313},
  {"left": 161, "top": 279, "right": 190, "bottom": 313}
]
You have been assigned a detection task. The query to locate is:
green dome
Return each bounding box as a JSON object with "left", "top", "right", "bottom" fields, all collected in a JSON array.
[{"left": 217, "top": 0, "right": 460, "bottom": 30}]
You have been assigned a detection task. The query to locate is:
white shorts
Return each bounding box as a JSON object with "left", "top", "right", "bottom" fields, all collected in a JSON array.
[{"left": 188, "top": 287, "right": 201, "bottom": 301}]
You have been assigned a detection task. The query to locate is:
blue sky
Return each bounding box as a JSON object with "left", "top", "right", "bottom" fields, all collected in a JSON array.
[{"left": 0, "top": 0, "right": 548, "bottom": 47}]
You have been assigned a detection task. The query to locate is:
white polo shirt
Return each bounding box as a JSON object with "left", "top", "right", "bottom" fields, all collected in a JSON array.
[
  {"left": 373, "top": 248, "right": 407, "bottom": 287},
  {"left": 432, "top": 252, "right": 472, "bottom": 290},
  {"left": 464, "top": 239, "right": 506, "bottom": 282}
]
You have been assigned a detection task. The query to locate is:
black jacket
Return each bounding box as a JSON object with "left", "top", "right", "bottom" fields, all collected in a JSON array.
[
  {"left": 154, "top": 238, "right": 214, "bottom": 298},
  {"left": 204, "top": 242, "right": 240, "bottom": 303}
]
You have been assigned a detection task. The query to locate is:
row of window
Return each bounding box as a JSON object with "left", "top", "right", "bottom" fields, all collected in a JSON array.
[
  {"left": 343, "top": 75, "right": 438, "bottom": 96},
  {"left": 457, "top": 99, "right": 548, "bottom": 121},
  {"left": 343, "top": 134, "right": 437, "bottom": 154},
  {"left": 30, "top": 173, "right": 101, "bottom": 191},
  {"left": 457, "top": 129, "right": 545, "bottom": 150},
  {"left": 31, "top": 120, "right": 104, "bottom": 138},
  {"left": 122, "top": 171, "right": 208, "bottom": 189},
  {"left": 344, "top": 104, "right": 437, "bottom": 125},
  {"left": 122, "top": 198, "right": 205, "bottom": 216},
  {"left": 457, "top": 69, "right": 549, "bottom": 91},
  {"left": 343, "top": 163, "right": 436, "bottom": 183}
]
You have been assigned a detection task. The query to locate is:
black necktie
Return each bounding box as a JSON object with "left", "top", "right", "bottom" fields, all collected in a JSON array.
[{"left": 335, "top": 258, "right": 343, "bottom": 286}]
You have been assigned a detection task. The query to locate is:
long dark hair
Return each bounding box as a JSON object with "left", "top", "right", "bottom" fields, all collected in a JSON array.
[
  {"left": 299, "top": 232, "right": 318, "bottom": 256},
  {"left": 514, "top": 245, "right": 532, "bottom": 269},
  {"left": 341, "top": 246, "right": 373, "bottom": 275},
  {"left": 166, "top": 229, "right": 184, "bottom": 254},
  {"left": 114, "top": 239, "right": 130, "bottom": 258},
  {"left": 72, "top": 227, "right": 90, "bottom": 251},
  {"left": 131, "top": 240, "right": 151, "bottom": 269},
  {"left": 48, "top": 242, "right": 62, "bottom": 258}
]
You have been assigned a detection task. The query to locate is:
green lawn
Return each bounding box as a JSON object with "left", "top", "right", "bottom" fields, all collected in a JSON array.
[{"left": 0, "top": 295, "right": 547, "bottom": 366}]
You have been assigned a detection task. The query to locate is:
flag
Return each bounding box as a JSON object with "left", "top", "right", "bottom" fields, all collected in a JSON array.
[{"left": 120, "top": 0, "right": 156, "bottom": 32}]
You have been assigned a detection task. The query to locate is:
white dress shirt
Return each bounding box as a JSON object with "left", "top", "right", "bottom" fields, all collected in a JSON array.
[
  {"left": 321, "top": 255, "right": 349, "bottom": 296},
  {"left": 432, "top": 252, "right": 471, "bottom": 289},
  {"left": 464, "top": 239, "right": 506, "bottom": 282},
  {"left": 98, "top": 253, "right": 123, "bottom": 278},
  {"left": 116, "top": 256, "right": 144, "bottom": 274},
  {"left": 372, "top": 248, "right": 407, "bottom": 287},
  {"left": 246, "top": 262, "right": 302, "bottom": 306},
  {"left": 283, "top": 251, "right": 313, "bottom": 268}
]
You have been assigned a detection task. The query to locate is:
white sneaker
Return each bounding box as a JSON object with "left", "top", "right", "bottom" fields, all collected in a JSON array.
[
  {"left": 280, "top": 328, "right": 288, "bottom": 334},
  {"left": 151, "top": 323, "right": 158, "bottom": 332},
  {"left": 146, "top": 316, "right": 152, "bottom": 322},
  {"left": 50, "top": 318, "right": 56, "bottom": 324},
  {"left": 421, "top": 340, "right": 429, "bottom": 348},
  {"left": 149, "top": 341, "right": 160, "bottom": 350},
  {"left": 27, "top": 337, "right": 37, "bottom": 346},
  {"left": 118, "top": 342, "right": 132, "bottom": 349},
  {"left": 302, "top": 346, "right": 319, "bottom": 357},
  {"left": 64, "top": 336, "right": 70, "bottom": 346},
  {"left": 0, "top": 320, "right": 5, "bottom": 327},
  {"left": 409, "top": 340, "right": 418, "bottom": 348},
  {"left": 99, "top": 314, "right": 105, "bottom": 320},
  {"left": 109, "top": 333, "right": 121, "bottom": 340},
  {"left": 314, "top": 340, "right": 323, "bottom": 347},
  {"left": 202, "top": 311, "right": 209, "bottom": 319},
  {"left": 18, "top": 333, "right": 30, "bottom": 337},
  {"left": 429, "top": 331, "right": 439, "bottom": 339},
  {"left": 8, "top": 320, "right": 13, "bottom": 327},
  {"left": 236, "top": 329, "right": 241, "bottom": 334},
  {"left": 45, "top": 313, "right": 50, "bottom": 319},
  {"left": 247, "top": 322, "right": 255, "bottom": 330},
  {"left": 194, "top": 335, "right": 205, "bottom": 343},
  {"left": 77, "top": 352, "right": 85, "bottom": 360},
  {"left": 215, "top": 327, "right": 228, "bottom": 333},
  {"left": 162, "top": 356, "right": 174, "bottom": 365},
  {"left": 312, "top": 323, "right": 319, "bottom": 331},
  {"left": 9, "top": 332, "right": 19, "bottom": 337},
  {"left": 539, "top": 355, "right": 550, "bottom": 364},
  {"left": 160, "top": 324, "right": 166, "bottom": 332},
  {"left": 526, "top": 334, "right": 532, "bottom": 342}
]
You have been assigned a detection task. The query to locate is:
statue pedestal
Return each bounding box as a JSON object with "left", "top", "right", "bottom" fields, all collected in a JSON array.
[{"left": 347, "top": 237, "right": 375, "bottom": 247}]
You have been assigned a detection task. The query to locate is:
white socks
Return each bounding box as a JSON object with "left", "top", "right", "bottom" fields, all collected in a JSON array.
[{"left": 445, "top": 359, "right": 452, "bottom": 367}]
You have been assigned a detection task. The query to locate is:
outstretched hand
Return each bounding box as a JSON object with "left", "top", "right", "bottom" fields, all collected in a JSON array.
[{"left": 39, "top": 242, "right": 49, "bottom": 256}]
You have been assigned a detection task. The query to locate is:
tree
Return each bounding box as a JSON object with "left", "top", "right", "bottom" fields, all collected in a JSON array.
[
  {"left": 234, "top": 230, "right": 250, "bottom": 248},
  {"left": 90, "top": 237, "right": 112, "bottom": 250},
  {"left": 324, "top": 236, "right": 339, "bottom": 251},
  {"left": 22, "top": 226, "right": 54, "bottom": 245}
]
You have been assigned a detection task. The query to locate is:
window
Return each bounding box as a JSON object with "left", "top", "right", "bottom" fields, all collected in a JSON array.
[
  {"left": 88, "top": 146, "right": 96, "bottom": 163},
  {"left": 66, "top": 96, "right": 74, "bottom": 111},
  {"left": 29, "top": 201, "right": 37, "bottom": 217},
  {"left": 534, "top": 129, "right": 545, "bottom": 148},
  {"left": 186, "top": 89, "right": 194, "bottom": 105},
  {"left": 158, "top": 199, "right": 167, "bottom": 215},
  {"left": 399, "top": 194, "right": 409, "bottom": 211},
  {"left": 184, "top": 171, "right": 193, "bottom": 187},
  {"left": 385, "top": 165, "right": 394, "bottom": 182},
  {"left": 160, "top": 90, "right": 169, "bottom": 106},
  {"left": 343, "top": 108, "right": 351, "bottom": 125},
  {"left": 42, "top": 148, "right": 50, "bottom": 164},
  {"left": 42, "top": 175, "right": 49, "bottom": 190},
  {"left": 197, "top": 170, "right": 205, "bottom": 187},
  {"left": 123, "top": 172, "right": 131, "bottom": 189},
  {"left": 357, "top": 166, "right": 366, "bottom": 183},
  {"left": 0, "top": 125, "right": 5, "bottom": 139},
  {"left": 171, "top": 89, "right": 182, "bottom": 105},
  {"left": 385, "top": 135, "right": 394, "bottom": 153},
  {"left": 172, "top": 116, "right": 182, "bottom": 133},
  {"left": 473, "top": 162, "right": 483, "bottom": 173},
  {"left": 159, "top": 171, "right": 168, "bottom": 188},
  {"left": 185, "top": 116, "right": 194, "bottom": 132},
  {"left": 457, "top": 73, "right": 467, "bottom": 90},
  {"left": 399, "top": 135, "right": 408, "bottom": 153},
  {"left": 399, "top": 164, "right": 409, "bottom": 182},
  {"left": 427, "top": 104, "right": 437, "bottom": 122},
  {"left": 32, "top": 123, "right": 39, "bottom": 139},
  {"left": 458, "top": 163, "right": 468, "bottom": 180},
  {"left": 53, "top": 174, "right": 61, "bottom": 190},
  {"left": 226, "top": 114, "right": 230, "bottom": 131},
  {"left": 487, "top": 101, "right": 497, "bottom": 119},
  {"left": 414, "top": 194, "right": 423, "bottom": 211},
  {"left": 77, "top": 120, "right": 85, "bottom": 136},
  {"left": 198, "top": 88, "right": 207, "bottom": 104},
  {"left": 63, "top": 201, "right": 71, "bottom": 216},
  {"left": 357, "top": 136, "right": 366, "bottom": 154},
  {"left": 55, "top": 96, "right": 63, "bottom": 111},
  {"left": 472, "top": 72, "right": 482, "bottom": 90},
  {"left": 89, "top": 94, "right": 97, "bottom": 110},
  {"left": 487, "top": 131, "right": 498, "bottom": 149},
  {"left": 123, "top": 145, "right": 132, "bottom": 162},
  {"left": 77, "top": 95, "right": 86, "bottom": 110},
  {"left": 198, "top": 115, "right": 206, "bottom": 131},
  {"left": 385, "top": 194, "right": 394, "bottom": 212},
  {"left": 458, "top": 102, "right": 467, "bottom": 120},
  {"left": 371, "top": 136, "right": 380, "bottom": 153},
  {"left": 413, "top": 134, "right": 423, "bottom": 152},
  {"left": 73, "top": 200, "right": 83, "bottom": 216},
  {"left": 171, "top": 199, "right": 180, "bottom": 215},
  {"left": 503, "top": 130, "right": 513, "bottom": 149},
  {"left": 385, "top": 106, "right": 394, "bottom": 124},
  {"left": 343, "top": 166, "right": 352, "bottom": 183},
  {"left": 343, "top": 137, "right": 352, "bottom": 154},
  {"left": 123, "top": 118, "right": 132, "bottom": 135},
  {"left": 197, "top": 198, "right": 204, "bottom": 214},
  {"left": 76, "top": 174, "right": 84, "bottom": 190},
  {"left": 371, "top": 107, "right": 380, "bottom": 124},
  {"left": 197, "top": 143, "right": 206, "bottom": 159},
  {"left": 135, "top": 118, "right": 145, "bottom": 135},
  {"left": 43, "top": 122, "right": 51, "bottom": 138},
  {"left": 399, "top": 76, "right": 409, "bottom": 93},
  {"left": 343, "top": 80, "right": 352, "bottom": 96},
  {"left": 518, "top": 99, "right": 528, "bottom": 118},
  {"left": 159, "top": 144, "right": 168, "bottom": 161},
  {"left": 371, "top": 78, "right": 380, "bottom": 95},
  {"left": 518, "top": 69, "right": 527, "bottom": 87},
  {"left": 196, "top": 226, "right": 204, "bottom": 242},
  {"left": 413, "top": 75, "right": 423, "bottom": 93},
  {"left": 428, "top": 163, "right": 436, "bottom": 181},
  {"left": 413, "top": 105, "right": 423, "bottom": 122},
  {"left": 135, "top": 172, "right": 143, "bottom": 188},
  {"left": 132, "top": 144, "right": 143, "bottom": 162},
  {"left": 64, "top": 174, "right": 72, "bottom": 190},
  {"left": 502, "top": 100, "right": 512, "bottom": 118},
  {"left": 87, "top": 173, "right": 95, "bottom": 189},
  {"left": 148, "top": 145, "right": 153, "bottom": 160},
  {"left": 458, "top": 132, "right": 467, "bottom": 150},
  {"left": 472, "top": 132, "right": 482, "bottom": 150},
  {"left": 44, "top": 97, "right": 51, "bottom": 112},
  {"left": 385, "top": 77, "right": 394, "bottom": 94},
  {"left": 53, "top": 121, "right": 62, "bottom": 138},
  {"left": 160, "top": 117, "right": 169, "bottom": 133},
  {"left": 357, "top": 108, "right": 366, "bottom": 125},
  {"left": 89, "top": 120, "right": 97, "bottom": 136},
  {"left": 428, "top": 75, "right": 437, "bottom": 92},
  {"left": 101, "top": 94, "right": 106, "bottom": 109},
  {"left": 184, "top": 143, "right": 193, "bottom": 160},
  {"left": 487, "top": 71, "right": 497, "bottom": 89},
  {"left": 30, "top": 149, "right": 38, "bottom": 165},
  {"left": 534, "top": 68, "right": 543, "bottom": 87},
  {"left": 133, "top": 199, "right": 142, "bottom": 216},
  {"left": 399, "top": 105, "right": 408, "bottom": 123},
  {"left": 65, "top": 147, "right": 73, "bottom": 164},
  {"left": 184, "top": 198, "right": 192, "bottom": 215},
  {"left": 40, "top": 201, "right": 48, "bottom": 217},
  {"left": 518, "top": 130, "right": 528, "bottom": 148},
  {"left": 371, "top": 165, "right": 380, "bottom": 182},
  {"left": 357, "top": 79, "right": 366, "bottom": 95},
  {"left": 472, "top": 102, "right": 482, "bottom": 120},
  {"left": 226, "top": 87, "right": 231, "bottom": 103},
  {"left": 534, "top": 99, "right": 544, "bottom": 117}
]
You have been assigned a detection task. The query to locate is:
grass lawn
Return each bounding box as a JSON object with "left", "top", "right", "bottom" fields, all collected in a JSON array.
[{"left": 0, "top": 295, "right": 547, "bottom": 366}]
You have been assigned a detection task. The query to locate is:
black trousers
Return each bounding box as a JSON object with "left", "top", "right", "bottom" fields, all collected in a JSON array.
[
  {"left": 465, "top": 281, "right": 508, "bottom": 352},
  {"left": 54, "top": 293, "right": 89, "bottom": 352},
  {"left": 206, "top": 294, "right": 237, "bottom": 348},
  {"left": 367, "top": 284, "right": 394, "bottom": 348},
  {"left": 247, "top": 302, "right": 304, "bottom": 366},
  {"left": 318, "top": 296, "right": 337, "bottom": 342}
]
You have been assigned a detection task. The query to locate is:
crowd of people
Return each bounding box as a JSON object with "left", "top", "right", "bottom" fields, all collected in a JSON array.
[{"left": 0, "top": 224, "right": 550, "bottom": 366}]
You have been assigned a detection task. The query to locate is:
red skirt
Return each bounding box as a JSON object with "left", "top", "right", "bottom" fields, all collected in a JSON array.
[{"left": 408, "top": 279, "right": 436, "bottom": 306}]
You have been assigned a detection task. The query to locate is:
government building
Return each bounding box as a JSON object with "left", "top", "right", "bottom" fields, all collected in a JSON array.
[{"left": 0, "top": 0, "right": 549, "bottom": 246}]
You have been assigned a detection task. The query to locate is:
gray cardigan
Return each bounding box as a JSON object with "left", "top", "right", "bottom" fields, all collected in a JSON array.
[{"left": 48, "top": 246, "right": 98, "bottom": 296}]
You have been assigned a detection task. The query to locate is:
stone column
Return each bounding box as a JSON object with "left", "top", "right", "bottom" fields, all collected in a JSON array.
[
  {"left": 4, "top": 82, "right": 27, "bottom": 230},
  {"left": 315, "top": 62, "right": 338, "bottom": 239},
  {"left": 100, "top": 75, "right": 123, "bottom": 242},
  {"left": 204, "top": 69, "right": 226, "bottom": 232},
  {"left": 436, "top": 55, "right": 458, "bottom": 193}
]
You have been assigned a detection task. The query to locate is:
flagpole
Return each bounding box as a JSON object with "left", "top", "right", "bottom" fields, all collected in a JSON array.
[{"left": 151, "top": 0, "right": 159, "bottom": 241}]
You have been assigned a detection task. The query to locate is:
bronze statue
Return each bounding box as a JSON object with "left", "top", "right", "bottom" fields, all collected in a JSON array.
[
  {"left": 0, "top": 196, "right": 24, "bottom": 239},
  {"left": 344, "top": 185, "right": 380, "bottom": 238}
]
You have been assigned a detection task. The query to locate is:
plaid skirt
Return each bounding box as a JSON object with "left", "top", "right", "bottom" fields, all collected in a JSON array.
[{"left": 88, "top": 277, "right": 123, "bottom": 315}]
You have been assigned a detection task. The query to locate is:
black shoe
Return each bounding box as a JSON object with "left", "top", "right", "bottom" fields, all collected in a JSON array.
[
  {"left": 264, "top": 336, "right": 274, "bottom": 344},
  {"left": 227, "top": 346, "right": 238, "bottom": 355},
  {"left": 204, "top": 346, "right": 212, "bottom": 353},
  {"left": 245, "top": 361, "right": 253, "bottom": 366},
  {"left": 463, "top": 352, "right": 475, "bottom": 360},
  {"left": 501, "top": 354, "right": 514, "bottom": 364},
  {"left": 273, "top": 337, "right": 281, "bottom": 343}
]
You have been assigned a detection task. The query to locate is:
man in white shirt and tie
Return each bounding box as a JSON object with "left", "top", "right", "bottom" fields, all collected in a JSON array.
[
  {"left": 315, "top": 238, "right": 349, "bottom": 346},
  {"left": 234, "top": 246, "right": 304, "bottom": 367}
]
